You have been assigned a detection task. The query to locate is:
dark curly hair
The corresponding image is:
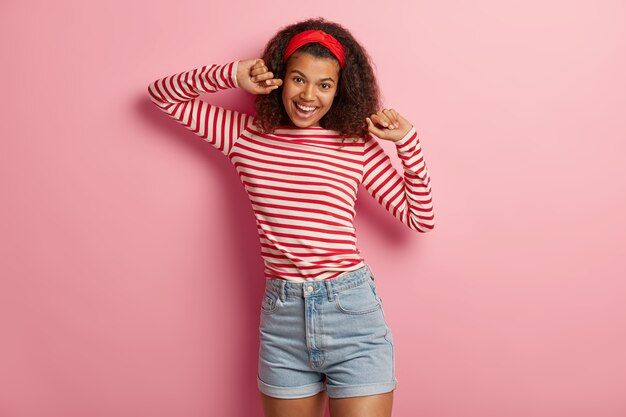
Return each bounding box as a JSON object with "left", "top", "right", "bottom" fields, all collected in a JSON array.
[{"left": 255, "top": 18, "right": 381, "bottom": 139}]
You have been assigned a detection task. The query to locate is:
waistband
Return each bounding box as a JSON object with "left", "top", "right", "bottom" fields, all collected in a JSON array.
[{"left": 266, "top": 264, "right": 374, "bottom": 302}]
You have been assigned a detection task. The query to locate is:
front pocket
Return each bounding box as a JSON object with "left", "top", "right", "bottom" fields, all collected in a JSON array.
[
  {"left": 260, "top": 289, "right": 279, "bottom": 314},
  {"left": 335, "top": 281, "right": 382, "bottom": 315}
]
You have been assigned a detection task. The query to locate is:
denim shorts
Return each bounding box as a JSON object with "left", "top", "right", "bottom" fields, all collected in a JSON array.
[{"left": 257, "top": 263, "right": 397, "bottom": 399}]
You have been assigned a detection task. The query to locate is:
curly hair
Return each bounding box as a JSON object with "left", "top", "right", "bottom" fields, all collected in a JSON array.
[{"left": 255, "top": 18, "right": 381, "bottom": 139}]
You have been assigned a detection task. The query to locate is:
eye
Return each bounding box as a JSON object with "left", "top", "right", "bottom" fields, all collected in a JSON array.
[
  {"left": 320, "top": 83, "right": 332, "bottom": 89},
  {"left": 293, "top": 76, "right": 304, "bottom": 83}
]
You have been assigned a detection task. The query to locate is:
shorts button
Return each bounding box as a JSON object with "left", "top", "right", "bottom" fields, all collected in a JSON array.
[{"left": 306, "top": 286, "right": 313, "bottom": 293}]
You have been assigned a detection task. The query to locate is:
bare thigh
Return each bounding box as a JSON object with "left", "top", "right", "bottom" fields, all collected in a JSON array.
[
  {"left": 261, "top": 391, "right": 328, "bottom": 417},
  {"left": 329, "top": 391, "right": 394, "bottom": 417}
]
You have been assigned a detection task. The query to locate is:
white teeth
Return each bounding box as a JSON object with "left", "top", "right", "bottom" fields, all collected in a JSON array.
[{"left": 296, "top": 103, "right": 316, "bottom": 112}]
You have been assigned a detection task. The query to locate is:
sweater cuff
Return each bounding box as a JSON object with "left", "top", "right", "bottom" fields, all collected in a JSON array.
[
  {"left": 394, "top": 126, "right": 418, "bottom": 148},
  {"left": 232, "top": 60, "right": 240, "bottom": 89}
]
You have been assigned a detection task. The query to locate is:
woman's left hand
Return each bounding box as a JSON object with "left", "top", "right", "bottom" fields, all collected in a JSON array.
[{"left": 366, "top": 109, "right": 413, "bottom": 142}]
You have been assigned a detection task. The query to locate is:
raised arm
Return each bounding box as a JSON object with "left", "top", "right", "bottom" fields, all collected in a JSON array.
[
  {"left": 147, "top": 61, "right": 254, "bottom": 156},
  {"left": 363, "top": 112, "right": 435, "bottom": 232}
]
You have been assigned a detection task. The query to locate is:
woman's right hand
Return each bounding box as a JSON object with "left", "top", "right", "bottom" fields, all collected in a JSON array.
[{"left": 236, "top": 59, "right": 283, "bottom": 95}]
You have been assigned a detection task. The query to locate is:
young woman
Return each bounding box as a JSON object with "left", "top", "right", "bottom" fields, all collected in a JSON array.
[{"left": 148, "top": 18, "right": 434, "bottom": 417}]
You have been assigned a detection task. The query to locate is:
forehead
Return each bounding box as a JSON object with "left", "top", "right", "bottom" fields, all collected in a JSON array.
[{"left": 286, "top": 52, "right": 340, "bottom": 79}]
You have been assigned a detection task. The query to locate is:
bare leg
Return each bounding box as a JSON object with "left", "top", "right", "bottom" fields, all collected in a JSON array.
[
  {"left": 329, "top": 391, "right": 394, "bottom": 417},
  {"left": 261, "top": 391, "right": 328, "bottom": 417}
]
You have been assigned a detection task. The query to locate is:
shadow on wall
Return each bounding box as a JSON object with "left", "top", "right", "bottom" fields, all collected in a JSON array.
[{"left": 138, "top": 94, "right": 265, "bottom": 416}]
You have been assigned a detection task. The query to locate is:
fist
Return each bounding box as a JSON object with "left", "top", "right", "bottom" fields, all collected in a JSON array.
[
  {"left": 366, "top": 109, "right": 412, "bottom": 142},
  {"left": 236, "top": 58, "right": 283, "bottom": 95}
]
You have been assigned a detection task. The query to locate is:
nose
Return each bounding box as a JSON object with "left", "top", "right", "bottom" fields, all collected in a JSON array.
[{"left": 299, "top": 84, "right": 315, "bottom": 101}]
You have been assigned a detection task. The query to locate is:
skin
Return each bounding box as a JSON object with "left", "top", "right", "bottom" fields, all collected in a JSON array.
[
  {"left": 261, "top": 391, "right": 394, "bottom": 417},
  {"left": 237, "top": 53, "right": 405, "bottom": 417},
  {"left": 281, "top": 52, "right": 339, "bottom": 128},
  {"left": 236, "top": 55, "right": 414, "bottom": 142}
]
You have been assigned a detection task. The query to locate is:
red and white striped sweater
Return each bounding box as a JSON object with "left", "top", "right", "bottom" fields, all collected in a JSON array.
[{"left": 148, "top": 61, "right": 435, "bottom": 281}]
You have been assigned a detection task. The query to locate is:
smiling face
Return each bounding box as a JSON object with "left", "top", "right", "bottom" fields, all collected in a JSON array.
[{"left": 281, "top": 52, "right": 340, "bottom": 128}]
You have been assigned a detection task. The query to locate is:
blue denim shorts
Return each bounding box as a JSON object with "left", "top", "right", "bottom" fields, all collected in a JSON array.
[{"left": 257, "top": 264, "right": 397, "bottom": 399}]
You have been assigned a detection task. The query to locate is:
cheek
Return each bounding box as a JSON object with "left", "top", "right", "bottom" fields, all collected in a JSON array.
[{"left": 324, "top": 94, "right": 337, "bottom": 109}]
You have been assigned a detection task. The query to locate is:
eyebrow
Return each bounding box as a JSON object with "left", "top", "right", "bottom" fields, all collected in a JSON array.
[{"left": 290, "top": 70, "right": 336, "bottom": 83}]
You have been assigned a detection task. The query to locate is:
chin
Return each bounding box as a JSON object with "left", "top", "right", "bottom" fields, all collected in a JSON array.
[{"left": 291, "top": 119, "right": 319, "bottom": 128}]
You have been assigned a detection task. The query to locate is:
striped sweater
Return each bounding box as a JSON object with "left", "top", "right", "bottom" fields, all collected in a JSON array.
[{"left": 148, "top": 61, "right": 435, "bottom": 281}]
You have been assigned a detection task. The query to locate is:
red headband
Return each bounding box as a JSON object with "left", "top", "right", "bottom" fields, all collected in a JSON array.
[{"left": 283, "top": 30, "right": 345, "bottom": 69}]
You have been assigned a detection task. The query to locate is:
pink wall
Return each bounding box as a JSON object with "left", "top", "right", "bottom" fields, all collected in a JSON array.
[{"left": 2, "top": 0, "right": 625, "bottom": 416}]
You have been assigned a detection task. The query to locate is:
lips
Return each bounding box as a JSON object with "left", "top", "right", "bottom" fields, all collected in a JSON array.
[{"left": 293, "top": 101, "right": 318, "bottom": 119}]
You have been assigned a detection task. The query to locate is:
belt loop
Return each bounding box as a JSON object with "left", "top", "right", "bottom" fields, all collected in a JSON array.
[
  {"left": 279, "top": 280, "right": 286, "bottom": 302},
  {"left": 325, "top": 280, "right": 335, "bottom": 302}
]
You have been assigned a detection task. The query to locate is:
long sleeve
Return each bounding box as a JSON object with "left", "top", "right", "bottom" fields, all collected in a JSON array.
[
  {"left": 147, "top": 61, "right": 254, "bottom": 156},
  {"left": 362, "top": 127, "right": 435, "bottom": 232}
]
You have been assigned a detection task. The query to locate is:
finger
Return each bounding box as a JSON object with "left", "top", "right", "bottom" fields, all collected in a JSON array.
[
  {"left": 382, "top": 109, "right": 398, "bottom": 129},
  {"left": 366, "top": 117, "right": 386, "bottom": 137},
  {"left": 370, "top": 114, "right": 387, "bottom": 128},
  {"left": 391, "top": 109, "right": 406, "bottom": 126},
  {"left": 250, "top": 66, "right": 270, "bottom": 77},
  {"left": 382, "top": 109, "right": 395, "bottom": 128},
  {"left": 249, "top": 59, "right": 268, "bottom": 78},
  {"left": 371, "top": 113, "right": 391, "bottom": 128},
  {"left": 254, "top": 77, "right": 282, "bottom": 88},
  {"left": 249, "top": 60, "right": 263, "bottom": 75},
  {"left": 259, "top": 84, "right": 280, "bottom": 94},
  {"left": 393, "top": 109, "right": 408, "bottom": 126},
  {"left": 250, "top": 70, "right": 271, "bottom": 83},
  {"left": 253, "top": 71, "right": 275, "bottom": 82},
  {"left": 383, "top": 108, "right": 400, "bottom": 129}
]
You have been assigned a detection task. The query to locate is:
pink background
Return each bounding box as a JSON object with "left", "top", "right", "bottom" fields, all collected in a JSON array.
[{"left": 1, "top": 0, "right": 625, "bottom": 416}]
